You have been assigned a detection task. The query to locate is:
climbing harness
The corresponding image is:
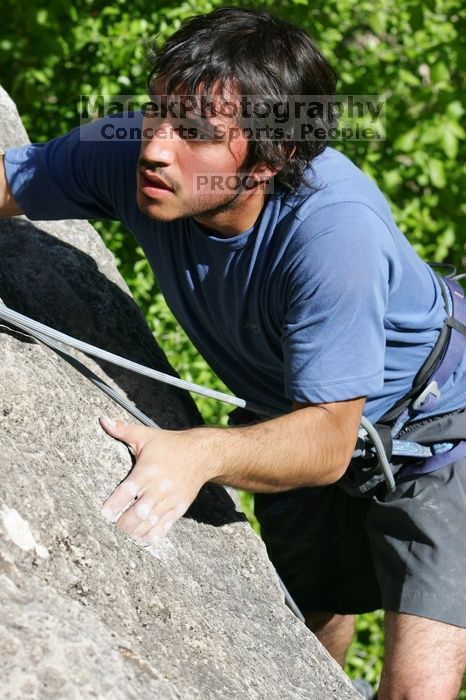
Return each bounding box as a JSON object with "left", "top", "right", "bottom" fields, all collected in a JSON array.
[{"left": 342, "top": 269, "right": 466, "bottom": 495}]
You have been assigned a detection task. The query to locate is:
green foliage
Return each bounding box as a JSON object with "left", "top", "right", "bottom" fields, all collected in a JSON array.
[
  {"left": 1, "top": 0, "right": 218, "bottom": 140},
  {"left": 345, "top": 610, "right": 385, "bottom": 687},
  {"left": 3, "top": 0, "right": 465, "bottom": 265},
  {"left": 267, "top": 0, "right": 466, "bottom": 266},
  {"left": 2, "top": 0, "right": 465, "bottom": 691}
]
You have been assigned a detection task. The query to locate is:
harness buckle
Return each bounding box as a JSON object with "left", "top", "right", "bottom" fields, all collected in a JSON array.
[{"left": 412, "top": 380, "right": 440, "bottom": 411}]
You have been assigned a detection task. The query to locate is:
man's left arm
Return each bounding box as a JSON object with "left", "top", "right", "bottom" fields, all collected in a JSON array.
[{"left": 99, "top": 395, "right": 365, "bottom": 545}]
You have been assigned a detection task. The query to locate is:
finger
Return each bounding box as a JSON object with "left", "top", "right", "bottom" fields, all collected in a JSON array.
[
  {"left": 130, "top": 497, "right": 170, "bottom": 543},
  {"left": 137, "top": 500, "right": 189, "bottom": 546},
  {"left": 116, "top": 494, "right": 159, "bottom": 536},
  {"left": 130, "top": 489, "right": 183, "bottom": 541},
  {"left": 138, "top": 510, "right": 177, "bottom": 547},
  {"left": 130, "top": 507, "right": 161, "bottom": 542},
  {"left": 101, "top": 475, "right": 142, "bottom": 522},
  {"left": 101, "top": 460, "right": 163, "bottom": 523},
  {"left": 99, "top": 416, "right": 150, "bottom": 452}
]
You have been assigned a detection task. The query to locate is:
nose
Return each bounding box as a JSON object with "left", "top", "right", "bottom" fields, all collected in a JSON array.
[{"left": 140, "top": 117, "right": 176, "bottom": 167}]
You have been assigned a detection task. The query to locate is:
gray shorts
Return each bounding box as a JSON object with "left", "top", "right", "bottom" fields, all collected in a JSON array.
[{"left": 254, "top": 451, "right": 466, "bottom": 628}]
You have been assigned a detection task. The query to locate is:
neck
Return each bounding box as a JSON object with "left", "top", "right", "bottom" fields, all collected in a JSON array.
[{"left": 193, "top": 189, "right": 269, "bottom": 238}]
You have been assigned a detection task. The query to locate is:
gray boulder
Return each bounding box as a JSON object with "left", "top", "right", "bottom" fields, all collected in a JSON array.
[{"left": 0, "top": 86, "right": 359, "bottom": 699}]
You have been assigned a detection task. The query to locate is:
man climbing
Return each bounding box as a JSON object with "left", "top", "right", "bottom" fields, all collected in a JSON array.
[{"left": 1, "top": 8, "right": 466, "bottom": 698}]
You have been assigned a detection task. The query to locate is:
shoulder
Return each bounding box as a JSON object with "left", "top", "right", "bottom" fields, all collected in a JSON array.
[
  {"left": 280, "top": 146, "right": 395, "bottom": 230},
  {"left": 73, "top": 111, "right": 142, "bottom": 166},
  {"left": 271, "top": 148, "right": 400, "bottom": 270},
  {"left": 3, "top": 112, "right": 142, "bottom": 221}
]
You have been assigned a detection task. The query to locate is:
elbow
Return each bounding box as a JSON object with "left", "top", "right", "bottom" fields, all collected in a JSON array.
[
  {"left": 320, "top": 444, "right": 354, "bottom": 486},
  {"left": 320, "top": 463, "right": 350, "bottom": 486},
  {"left": 330, "top": 457, "right": 352, "bottom": 484},
  {"left": 335, "top": 440, "right": 356, "bottom": 483},
  {"left": 338, "top": 441, "right": 356, "bottom": 481},
  {"left": 293, "top": 399, "right": 364, "bottom": 487},
  {"left": 322, "top": 407, "right": 362, "bottom": 485}
]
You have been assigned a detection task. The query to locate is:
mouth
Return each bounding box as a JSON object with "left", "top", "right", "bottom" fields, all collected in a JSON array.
[{"left": 139, "top": 171, "right": 175, "bottom": 198}]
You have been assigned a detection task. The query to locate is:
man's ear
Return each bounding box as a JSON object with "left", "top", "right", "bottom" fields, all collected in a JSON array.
[
  {"left": 248, "top": 145, "right": 297, "bottom": 183},
  {"left": 248, "top": 162, "right": 278, "bottom": 183}
]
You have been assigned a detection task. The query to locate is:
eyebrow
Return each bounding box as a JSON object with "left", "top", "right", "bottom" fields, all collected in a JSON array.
[{"left": 145, "top": 95, "right": 229, "bottom": 138}]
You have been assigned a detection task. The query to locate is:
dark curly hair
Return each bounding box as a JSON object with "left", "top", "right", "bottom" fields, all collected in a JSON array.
[{"left": 146, "top": 7, "right": 337, "bottom": 191}]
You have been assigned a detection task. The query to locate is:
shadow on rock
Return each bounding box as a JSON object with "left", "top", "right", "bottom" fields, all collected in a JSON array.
[{"left": 0, "top": 217, "right": 246, "bottom": 527}]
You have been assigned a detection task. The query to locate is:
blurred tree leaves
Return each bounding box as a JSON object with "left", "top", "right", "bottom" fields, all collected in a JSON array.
[{"left": 2, "top": 0, "right": 465, "bottom": 266}]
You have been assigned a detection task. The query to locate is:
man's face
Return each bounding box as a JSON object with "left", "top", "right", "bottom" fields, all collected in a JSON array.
[{"left": 136, "top": 81, "right": 256, "bottom": 225}]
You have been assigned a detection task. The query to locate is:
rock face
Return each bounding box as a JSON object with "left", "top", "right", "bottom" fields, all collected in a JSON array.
[{"left": 0, "top": 86, "right": 359, "bottom": 699}]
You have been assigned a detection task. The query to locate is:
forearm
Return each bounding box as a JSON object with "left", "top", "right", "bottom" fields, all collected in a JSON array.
[
  {"left": 99, "top": 398, "right": 363, "bottom": 543},
  {"left": 193, "top": 403, "right": 360, "bottom": 492}
]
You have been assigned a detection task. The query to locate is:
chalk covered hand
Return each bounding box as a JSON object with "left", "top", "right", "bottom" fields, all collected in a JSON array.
[{"left": 99, "top": 416, "right": 212, "bottom": 546}]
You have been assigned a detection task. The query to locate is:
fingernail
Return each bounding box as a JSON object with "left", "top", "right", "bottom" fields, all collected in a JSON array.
[
  {"left": 138, "top": 532, "right": 162, "bottom": 547},
  {"left": 102, "top": 505, "right": 119, "bottom": 522},
  {"left": 141, "top": 537, "right": 161, "bottom": 547}
]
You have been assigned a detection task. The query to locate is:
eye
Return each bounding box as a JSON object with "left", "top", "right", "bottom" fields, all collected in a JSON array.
[{"left": 173, "top": 120, "right": 222, "bottom": 142}]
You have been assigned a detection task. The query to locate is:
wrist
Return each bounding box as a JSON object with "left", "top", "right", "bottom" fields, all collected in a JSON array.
[{"left": 187, "top": 426, "right": 225, "bottom": 483}]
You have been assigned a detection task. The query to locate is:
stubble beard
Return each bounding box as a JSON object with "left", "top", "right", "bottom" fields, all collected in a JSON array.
[{"left": 138, "top": 186, "right": 245, "bottom": 224}]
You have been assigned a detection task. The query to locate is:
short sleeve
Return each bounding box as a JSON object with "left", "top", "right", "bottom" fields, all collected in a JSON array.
[
  {"left": 3, "top": 115, "right": 140, "bottom": 221},
  {"left": 281, "top": 202, "right": 398, "bottom": 405}
]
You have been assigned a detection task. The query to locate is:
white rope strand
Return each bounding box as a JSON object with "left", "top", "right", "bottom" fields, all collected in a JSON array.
[{"left": 0, "top": 302, "right": 271, "bottom": 416}]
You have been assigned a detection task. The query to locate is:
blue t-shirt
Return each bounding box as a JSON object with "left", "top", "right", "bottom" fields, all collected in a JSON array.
[{"left": 4, "top": 113, "right": 466, "bottom": 421}]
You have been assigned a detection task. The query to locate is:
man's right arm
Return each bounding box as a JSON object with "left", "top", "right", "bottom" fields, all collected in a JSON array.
[{"left": 0, "top": 155, "right": 23, "bottom": 217}]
